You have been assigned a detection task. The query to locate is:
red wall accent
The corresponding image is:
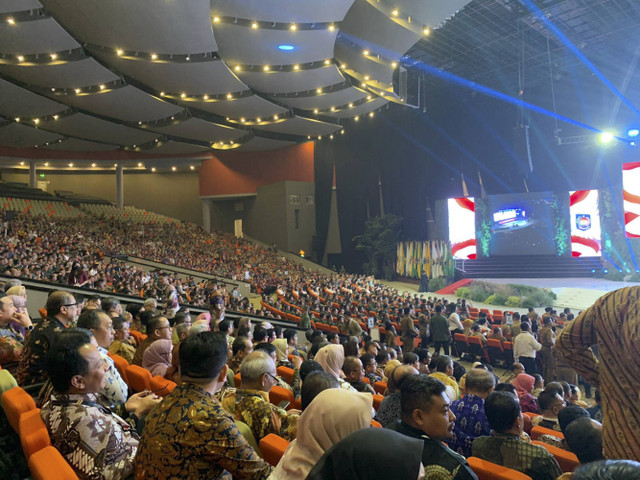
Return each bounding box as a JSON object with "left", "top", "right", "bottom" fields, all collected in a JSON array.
[{"left": 199, "top": 142, "right": 314, "bottom": 196}]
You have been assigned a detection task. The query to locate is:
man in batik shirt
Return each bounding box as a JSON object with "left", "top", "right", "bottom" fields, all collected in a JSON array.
[
  {"left": 135, "top": 331, "right": 271, "bottom": 479},
  {"left": 0, "top": 294, "right": 32, "bottom": 364}
]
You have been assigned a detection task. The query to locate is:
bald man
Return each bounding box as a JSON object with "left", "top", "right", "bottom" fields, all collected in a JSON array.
[{"left": 375, "top": 364, "right": 419, "bottom": 428}]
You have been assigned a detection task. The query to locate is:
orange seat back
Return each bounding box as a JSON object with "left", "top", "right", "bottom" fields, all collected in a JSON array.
[
  {"left": 370, "top": 419, "right": 382, "bottom": 428},
  {"left": 19, "top": 408, "right": 51, "bottom": 459},
  {"left": 234, "top": 372, "right": 242, "bottom": 387},
  {"left": 2, "top": 386, "right": 36, "bottom": 432},
  {"left": 269, "top": 385, "right": 299, "bottom": 410},
  {"left": 129, "top": 330, "right": 146, "bottom": 345},
  {"left": 467, "top": 336, "right": 484, "bottom": 346},
  {"left": 532, "top": 441, "right": 579, "bottom": 472},
  {"left": 372, "top": 394, "right": 384, "bottom": 411},
  {"left": 259, "top": 433, "right": 290, "bottom": 466},
  {"left": 486, "top": 338, "right": 503, "bottom": 351},
  {"left": 454, "top": 333, "right": 469, "bottom": 344},
  {"left": 373, "top": 381, "right": 387, "bottom": 395},
  {"left": 150, "top": 376, "right": 176, "bottom": 397},
  {"left": 108, "top": 353, "right": 130, "bottom": 385},
  {"left": 468, "top": 456, "right": 532, "bottom": 480},
  {"left": 125, "top": 365, "right": 152, "bottom": 393},
  {"left": 28, "top": 445, "right": 79, "bottom": 480},
  {"left": 502, "top": 341, "right": 513, "bottom": 351},
  {"left": 531, "top": 425, "right": 564, "bottom": 441},
  {"left": 522, "top": 411, "right": 540, "bottom": 420},
  {"left": 276, "top": 366, "right": 294, "bottom": 385}
]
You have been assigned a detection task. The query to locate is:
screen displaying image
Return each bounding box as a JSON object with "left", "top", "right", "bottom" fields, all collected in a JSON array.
[
  {"left": 570, "top": 190, "right": 601, "bottom": 257},
  {"left": 488, "top": 192, "right": 556, "bottom": 255},
  {"left": 448, "top": 198, "right": 476, "bottom": 259}
]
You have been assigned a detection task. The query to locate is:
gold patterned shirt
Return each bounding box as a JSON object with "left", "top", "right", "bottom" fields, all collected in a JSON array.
[
  {"left": 18, "top": 316, "right": 66, "bottom": 386},
  {"left": 220, "top": 388, "right": 298, "bottom": 442},
  {"left": 134, "top": 383, "right": 271, "bottom": 480},
  {"left": 108, "top": 340, "right": 136, "bottom": 365}
]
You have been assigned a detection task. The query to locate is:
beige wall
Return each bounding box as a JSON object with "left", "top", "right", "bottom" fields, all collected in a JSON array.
[{"left": 2, "top": 171, "right": 203, "bottom": 225}]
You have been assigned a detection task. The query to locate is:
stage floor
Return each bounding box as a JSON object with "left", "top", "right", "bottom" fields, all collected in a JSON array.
[{"left": 383, "top": 277, "right": 640, "bottom": 313}]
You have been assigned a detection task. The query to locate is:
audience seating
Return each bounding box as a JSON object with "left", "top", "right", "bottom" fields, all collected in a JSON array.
[
  {"left": 19, "top": 408, "right": 51, "bottom": 459},
  {"left": 453, "top": 333, "right": 469, "bottom": 358},
  {"left": 259, "top": 434, "right": 290, "bottom": 466},
  {"left": 372, "top": 394, "right": 384, "bottom": 411},
  {"left": 486, "top": 338, "right": 504, "bottom": 365},
  {"left": 149, "top": 376, "right": 176, "bottom": 397},
  {"left": 467, "top": 457, "right": 532, "bottom": 480},
  {"left": 125, "top": 365, "right": 152, "bottom": 393},
  {"left": 235, "top": 420, "right": 261, "bottom": 457},
  {"left": 370, "top": 420, "right": 382, "bottom": 428},
  {"left": 269, "top": 385, "right": 300, "bottom": 411},
  {"left": 28, "top": 446, "right": 79, "bottom": 480},
  {"left": 2, "top": 385, "right": 37, "bottom": 432},
  {"left": 276, "top": 366, "right": 294, "bottom": 385},
  {"left": 107, "top": 353, "right": 130, "bottom": 385},
  {"left": 522, "top": 411, "right": 540, "bottom": 420},
  {"left": 502, "top": 341, "right": 514, "bottom": 367},
  {"left": 531, "top": 425, "right": 564, "bottom": 441},
  {"left": 129, "top": 330, "right": 146, "bottom": 345},
  {"left": 532, "top": 441, "right": 579, "bottom": 472},
  {"left": 467, "top": 336, "right": 491, "bottom": 363},
  {"left": 373, "top": 381, "right": 387, "bottom": 395},
  {"left": 234, "top": 372, "right": 242, "bottom": 387}
]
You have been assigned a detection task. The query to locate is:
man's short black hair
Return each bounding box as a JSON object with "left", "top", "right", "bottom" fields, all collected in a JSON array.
[
  {"left": 435, "top": 355, "right": 452, "bottom": 373},
  {"left": 283, "top": 329, "right": 298, "bottom": 343},
  {"left": 139, "top": 310, "right": 154, "bottom": 328},
  {"left": 326, "top": 332, "right": 338, "bottom": 342},
  {"left": 254, "top": 342, "right": 276, "bottom": 357},
  {"left": 538, "top": 389, "right": 561, "bottom": 412},
  {"left": 179, "top": 331, "right": 227, "bottom": 382},
  {"left": 125, "top": 302, "right": 141, "bottom": 317},
  {"left": 416, "top": 349, "right": 430, "bottom": 363},
  {"left": 232, "top": 336, "right": 251, "bottom": 356},
  {"left": 558, "top": 405, "right": 590, "bottom": 433},
  {"left": 148, "top": 315, "right": 167, "bottom": 334},
  {"left": 403, "top": 352, "right": 419, "bottom": 365},
  {"left": 375, "top": 351, "right": 390, "bottom": 364},
  {"left": 520, "top": 322, "right": 531, "bottom": 332},
  {"left": 564, "top": 417, "right": 605, "bottom": 464},
  {"left": 301, "top": 371, "right": 339, "bottom": 410},
  {"left": 544, "top": 381, "right": 564, "bottom": 398},
  {"left": 173, "top": 311, "right": 190, "bottom": 326},
  {"left": 364, "top": 341, "right": 377, "bottom": 352},
  {"left": 46, "top": 329, "right": 93, "bottom": 393},
  {"left": 112, "top": 316, "right": 128, "bottom": 330},
  {"left": 400, "top": 374, "right": 446, "bottom": 420},
  {"left": 101, "top": 297, "right": 120, "bottom": 313},
  {"left": 76, "top": 309, "right": 105, "bottom": 331},
  {"left": 485, "top": 391, "right": 521, "bottom": 433},
  {"left": 494, "top": 383, "right": 517, "bottom": 396},
  {"left": 252, "top": 324, "right": 267, "bottom": 342},
  {"left": 360, "top": 353, "right": 375, "bottom": 367},
  {"left": 299, "top": 359, "right": 324, "bottom": 381},
  {"left": 46, "top": 291, "right": 74, "bottom": 316},
  {"left": 435, "top": 305, "right": 442, "bottom": 313}
]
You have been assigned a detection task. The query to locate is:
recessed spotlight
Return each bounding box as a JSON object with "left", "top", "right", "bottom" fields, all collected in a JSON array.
[
  {"left": 50, "top": 53, "right": 57, "bottom": 60},
  {"left": 391, "top": 62, "right": 397, "bottom": 68},
  {"left": 273, "top": 114, "right": 279, "bottom": 120},
  {"left": 190, "top": 165, "right": 195, "bottom": 170},
  {"left": 256, "top": 117, "right": 261, "bottom": 122},
  {"left": 277, "top": 45, "right": 295, "bottom": 51},
  {"left": 251, "top": 22, "right": 258, "bottom": 29},
  {"left": 313, "top": 109, "right": 319, "bottom": 114},
  {"left": 213, "top": 16, "right": 220, "bottom": 23},
  {"left": 138, "top": 163, "right": 143, "bottom": 167},
  {"left": 151, "top": 53, "right": 158, "bottom": 60},
  {"left": 240, "top": 117, "right": 246, "bottom": 123},
  {"left": 91, "top": 163, "right": 97, "bottom": 167},
  {"left": 180, "top": 92, "right": 186, "bottom": 98},
  {"left": 328, "top": 24, "right": 335, "bottom": 31},
  {"left": 151, "top": 167, "right": 157, "bottom": 172},
  {"left": 116, "top": 49, "right": 124, "bottom": 56},
  {"left": 363, "top": 49, "right": 370, "bottom": 56},
  {"left": 14, "top": 117, "right": 20, "bottom": 122},
  {"left": 227, "top": 93, "right": 233, "bottom": 99},
  {"left": 171, "top": 166, "right": 177, "bottom": 171},
  {"left": 68, "top": 163, "right": 74, "bottom": 167},
  {"left": 364, "top": 75, "right": 370, "bottom": 81},
  {"left": 44, "top": 162, "right": 49, "bottom": 167},
  {"left": 324, "top": 59, "right": 330, "bottom": 65},
  {"left": 99, "top": 84, "right": 105, "bottom": 90},
  {"left": 423, "top": 27, "right": 430, "bottom": 35},
  {"left": 392, "top": 9, "right": 399, "bottom": 16},
  {"left": 7, "top": 17, "right": 15, "bottom": 25},
  {"left": 160, "top": 91, "right": 165, "bottom": 96},
  {"left": 293, "top": 64, "right": 299, "bottom": 70},
  {"left": 19, "top": 161, "right": 24, "bottom": 166},
  {"left": 234, "top": 65, "right": 241, "bottom": 71},
  {"left": 203, "top": 94, "right": 209, "bottom": 100},
  {"left": 17, "top": 55, "right": 24, "bottom": 62},
  {"left": 290, "top": 24, "right": 297, "bottom": 31},
  {"left": 354, "top": 116, "right": 360, "bottom": 121},
  {"left": 263, "top": 65, "right": 270, "bottom": 71},
  {"left": 75, "top": 88, "right": 81, "bottom": 94},
  {"left": 316, "top": 88, "right": 322, "bottom": 94}
]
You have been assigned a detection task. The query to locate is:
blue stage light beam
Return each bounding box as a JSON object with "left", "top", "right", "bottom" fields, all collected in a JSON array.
[{"left": 519, "top": 0, "right": 640, "bottom": 121}]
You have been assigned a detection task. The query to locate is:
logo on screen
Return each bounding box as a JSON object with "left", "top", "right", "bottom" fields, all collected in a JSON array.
[{"left": 576, "top": 214, "right": 591, "bottom": 231}]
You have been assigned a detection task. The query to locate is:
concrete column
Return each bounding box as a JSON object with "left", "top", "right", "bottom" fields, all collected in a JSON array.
[
  {"left": 202, "top": 199, "right": 211, "bottom": 232},
  {"left": 29, "top": 161, "right": 36, "bottom": 188},
  {"left": 116, "top": 164, "right": 124, "bottom": 208}
]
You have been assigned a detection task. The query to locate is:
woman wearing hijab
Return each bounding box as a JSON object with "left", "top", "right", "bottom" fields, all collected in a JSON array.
[
  {"left": 314, "top": 344, "right": 356, "bottom": 392},
  {"left": 513, "top": 373, "right": 539, "bottom": 414},
  {"left": 306, "top": 427, "right": 424, "bottom": 480},
  {"left": 269, "top": 388, "right": 373, "bottom": 480},
  {"left": 273, "top": 338, "right": 294, "bottom": 367},
  {"left": 142, "top": 339, "right": 178, "bottom": 382}
]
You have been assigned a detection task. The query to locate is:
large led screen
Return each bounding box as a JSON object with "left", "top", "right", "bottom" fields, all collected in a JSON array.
[
  {"left": 569, "top": 190, "right": 601, "bottom": 257},
  {"left": 488, "top": 192, "right": 556, "bottom": 255},
  {"left": 623, "top": 162, "right": 640, "bottom": 238},
  {"left": 448, "top": 197, "right": 476, "bottom": 259}
]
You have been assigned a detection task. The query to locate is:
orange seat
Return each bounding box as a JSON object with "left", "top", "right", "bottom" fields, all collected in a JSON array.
[
  {"left": 467, "top": 335, "right": 491, "bottom": 363},
  {"left": 532, "top": 441, "right": 579, "bottom": 472},
  {"left": 234, "top": 372, "right": 242, "bottom": 387},
  {"left": 129, "top": 330, "right": 146, "bottom": 345},
  {"left": 362, "top": 376, "right": 370, "bottom": 385},
  {"left": 125, "top": 365, "right": 152, "bottom": 393},
  {"left": 150, "top": 376, "right": 176, "bottom": 397},
  {"left": 269, "top": 385, "right": 300, "bottom": 410},
  {"left": 531, "top": 425, "right": 564, "bottom": 441},
  {"left": 468, "top": 456, "right": 532, "bottom": 480},
  {"left": 259, "top": 434, "right": 290, "bottom": 466},
  {"left": 108, "top": 353, "right": 130, "bottom": 385},
  {"left": 2, "top": 386, "right": 37, "bottom": 432},
  {"left": 329, "top": 325, "right": 340, "bottom": 334},
  {"left": 28, "top": 445, "right": 79, "bottom": 480},
  {"left": 276, "top": 366, "right": 295, "bottom": 385},
  {"left": 370, "top": 419, "right": 382, "bottom": 428},
  {"left": 19, "top": 408, "right": 51, "bottom": 459},
  {"left": 372, "top": 394, "right": 384, "bottom": 411},
  {"left": 373, "top": 381, "right": 387, "bottom": 395}
]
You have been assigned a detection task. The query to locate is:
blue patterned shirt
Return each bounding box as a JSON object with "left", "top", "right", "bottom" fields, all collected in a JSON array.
[{"left": 448, "top": 393, "right": 491, "bottom": 457}]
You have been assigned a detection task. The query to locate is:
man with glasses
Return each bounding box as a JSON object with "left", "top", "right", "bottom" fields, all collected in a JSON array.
[
  {"left": 131, "top": 316, "right": 171, "bottom": 366},
  {"left": 18, "top": 290, "right": 78, "bottom": 385},
  {"left": 221, "top": 350, "right": 299, "bottom": 442},
  {"left": 533, "top": 390, "right": 566, "bottom": 432}
]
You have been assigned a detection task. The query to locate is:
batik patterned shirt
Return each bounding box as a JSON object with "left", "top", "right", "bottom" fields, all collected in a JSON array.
[
  {"left": 220, "top": 388, "right": 298, "bottom": 442},
  {"left": 41, "top": 393, "right": 138, "bottom": 480},
  {"left": 134, "top": 383, "right": 271, "bottom": 480},
  {"left": 18, "top": 316, "right": 66, "bottom": 385},
  {"left": 97, "top": 346, "right": 128, "bottom": 407},
  {"left": 0, "top": 325, "right": 24, "bottom": 364},
  {"left": 448, "top": 394, "right": 491, "bottom": 457},
  {"left": 131, "top": 336, "right": 157, "bottom": 366},
  {"left": 107, "top": 340, "right": 136, "bottom": 364}
]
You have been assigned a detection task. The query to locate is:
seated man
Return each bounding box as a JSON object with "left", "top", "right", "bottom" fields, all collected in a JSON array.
[
  {"left": 361, "top": 353, "right": 382, "bottom": 385},
  {"left": 227, "top": 335, "right": 253, "bottom": 374},
  {"left": 429, "top": 355, "right": 460, "bottom": 401},
  {"left": 469, "top": 325, "right": 488, "bottom": 345},
  {"left": 395, "top": 375, "right": 478, "bottom": 480},
  {"left": 472, "top": 391, "right": 562, "bottom": 480},
  {"left": 42, "top": 329, "right": 159, "bottom": 480},
  {"left": 343, "top": 356, "right": 375, "bottom": 394},
  {"left": 108, "top": 316, "right": 136, "bottom": 364},
  {"left": 131, "top": 315, "right": 172, "bottom": 366},
  {"left": 487, "top": 326, "right": 508, "bottom": 344},
  {"left": 564, "top": 417, "right": 605, "bottom": 465},
  {"left": 376, "top": 364, "right": 419, "bottom": 429},
  {"left": 135, "top": 331, "right": 272, "bottom": 479},
  {"left": 221, "top": 350, "right": 299, "bottom": 442},
  {"left": 0, "top": 294, "right": 32, "bottom": 364},
  {"left": 533, "top": 389, "right": 566, "bottom": 431},
  {"left": 448, "top": 368, "right": 495, "bottom": 457}
]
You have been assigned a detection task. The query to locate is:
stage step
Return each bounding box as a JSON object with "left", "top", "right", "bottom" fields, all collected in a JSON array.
[{"left": 456, "top": 256, "right": 602, "bottom": 279}]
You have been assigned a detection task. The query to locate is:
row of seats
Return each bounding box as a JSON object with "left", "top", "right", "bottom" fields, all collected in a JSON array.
[
  {"left": 453, "top": 334, "right": 515, "bottom": 367},
  {"left": 0, "top": 196, "right": 84, "bottom": 218},
  {"left": 79, "top": 203, "right": 180, "bottom": 224}
]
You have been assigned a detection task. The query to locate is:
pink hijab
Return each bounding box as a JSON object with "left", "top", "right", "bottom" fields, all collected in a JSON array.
[
  {"left": 268, "top": 388, "right": 372, "bottom": 480},
  {"left": 314, "top": 344, "right": 345, "bottom": 380},
  {"left": 513, "top": 373, "right": 535, "bottom": 399},
  {"left": 142, "top": 339, "right": 173, "bottom": 377}
]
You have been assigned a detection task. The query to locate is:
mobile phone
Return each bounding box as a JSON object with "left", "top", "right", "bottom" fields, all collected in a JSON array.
[{"left": 277, "top": 400, "right": 290, "bottom": 409}]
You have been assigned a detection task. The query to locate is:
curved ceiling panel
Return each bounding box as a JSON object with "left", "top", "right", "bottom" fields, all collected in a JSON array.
[
  {"left": 0, "top": 17, "right": 79, "bottom": 54},
  {"left": 195, "top": 95, "right": 287, "bottom": 119},
  {"left": 0, "top": 58, "right": 119, "bottom": 88},
  {"left": 42, "top": 138, "right": 119, "bottom": 151},
  {"left": 57, "top": 86, "right": 184, "bottom": 122},
  {"left": 323, "top": 96, "right": 387, "bottom": 118},
  {"left": 211, "top": 0, "right": 355, "bottom": 24},
  {"left": 279, "top": 87, "right": 368, "bottom": 110},
  {"left": 40, "top": 0, "right": 217, "bottom": 53},
  {"left": 40, "top": 113, "right": 159, "bottom": 146},
  {"left": 0, "top": 1, "right": 43, "bottom": 13},
  {"left": 0, "top": 78, "right": 67, "bottom": 118},
  {"left": 0, "top": 122, "right": 63, "bottom": 147},
  {"left": 150, "top": 118, "right": 244, "bottom": 143},
  {"left": 236, "top": 66, "right": 345, "bottom": 95},
  {"left": 254, "top": 115, "right": 341, "bottom": 136},
  {"left": 147, "top": 141, "right": 211, "bottom": 155},
  {"left": 233, "top": 136, "right": 296, "bottom": 152}
]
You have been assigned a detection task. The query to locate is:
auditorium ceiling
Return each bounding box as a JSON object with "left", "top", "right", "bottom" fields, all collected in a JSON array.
[{"left": 0, "top": 0, "right": 470, "bottom": 158}]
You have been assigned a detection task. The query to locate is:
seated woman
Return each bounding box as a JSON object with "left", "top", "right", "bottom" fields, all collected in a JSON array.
[
  {"left": 314, "top": 344, "right": 357, "bottom": 392},
  {"left": 269, "top": 388, "right": 372, "bottom": 480},
  {"left": 142, "top": 339, "right": 179, "bottom": 383},
  {"left": 513, "top": 373, "right": 539, "bottom": 414}
]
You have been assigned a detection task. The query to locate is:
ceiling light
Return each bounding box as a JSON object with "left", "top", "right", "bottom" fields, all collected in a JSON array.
[
  {"left": 317, "top": 136, "right": 322, "bottom": 140},
  {"left": 330, "top": 134, "right": 334, "bottom": 139},
  {"left": 369, "top": 112, "right": 375, "bottom": 117},
  {"left": 44, "top": 162, "right": 49, "bottom": 167},
  {"left": 240, "top": 117, "right": 246, "bottom": 123},
  {"left": 316, "top": 88, "right": 322, "bottom": 94},
  {"left": 364, "top": 75, "right": 370, "bottom": 81},
  {"left": 138, "top": 162, "right": 143, "bottom": 167},
  {"left": 328, "top": 24, "right": 335, "bottom": 31},
  {"left": 313, "top": 109, "right": 319, "bottom": 114},
  {"left": 278, "top": 45, "right": 295, "bottom": 51},
  {"left": 171, "top": 166, "right": 177, "bottom": 171},
  {"left": 151, "top": 167, "right": 156, "bottom": 172},
  {"left": 290, "top": 24, "right": 297, "bottom": 31},
  {"left": 293, "top": 64, "right": 299, "bottom": 70},
  {"left": 116, "top": 49, "right": 124, "bottom": 56},
  {"left": 114, "top": 163, "right": 118, "bottom": 167},
  {"left": 213, "top": 16, "right": 220, "bottom": 23},
  {"left": 340, "top": 64, "right": 346, "bottom": 69},
  {"left": 324, "top": 59, "right": 330, "bottom": 65},
  {"left": 391, "top": 9, "right": 399, "bottom": 16},
  {"left": 53, "top": 115, "right": 59, "bottom": 120},
  {"left": 203, "top": 94, "right": 209, "bottom": 100},
  {"left": 7, "top": 17, "right": 15, "bottom": 25},
  {"left": 330, "top": 106, "right": 336, "bottom": 112},
  {"left": 263, "top": 65, "right": 270, "bottom": 71},
  {"left": 423, "top": 27, "right": 431, "bottom": 35},
  {"left": 14, "top": 117, "right": 20, "bottom": 122},
  {"left": 185, "top": 56, "right": 190, "bottom": 61},
  {"left": 234, "top": 65, "right": 241, "bottom": 71},
  {"left": 190, "top": 165, "right": 195, "bottom": 170},
  {"left": 341, "top": 130, "right": 345, "bottom": 134},
  {"left": 391, "top": 62, "right": 397, "bottom": 68},
  {"left": 251, "top": 22, "right": 258, "bottom": 29},
  {"left": 75, "top": 88, "right": 81, "bottom": 94},
  {"left": 256, "top": 117, "right": 261, "bottom": 122},
  {"left": 68, "top": 163, "right": 73, "bottom": 167},
  {"left": 227, "top": 93, "right": 232, "bottom": 99},
  {"left": 180, "top": 92, "right": 186, "bottom": 98},
  {"left": 160, "top": 91, "right": 165, "bottom": 96},
  {"left": 99, "top": 84, "right": 105, "bottom": 90},
  {"left": 17, "top": 55, "right": 24, "bottom": 62},
  {"left": 273, "top": 114, "right": 279, "bottom": 120},
  {"left": 151, "top": 53, "right": 158, "bottom": 60},
  {"left": 348, "top": 103, "right": 354, "bottom": 108},
  {"left": 50, "top": 53, "right": 57, "bottom": 60},
  {"left": 19, "top": 161, "right": 24, "bottom": 166},
  {"left": 354, "top": 116, "right": 360, "bottom": 121},
  {"left": 91, "top": 163, "right": 96, "bottom": 167},
  {"left": 366, "top": 95, "right": 372, "bottom": 100},
  {"left": 363, "top": 49, "right": 370, "bottom": 56},
  {"left": 600, "top": 132, "right": 614, "bottom": 144},
  {"left": 33, "top": 118, "right": 39, "bottom": 124}
]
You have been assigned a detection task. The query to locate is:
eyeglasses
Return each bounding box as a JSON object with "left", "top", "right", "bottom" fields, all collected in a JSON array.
[
  {"left": 265, "top": 372, "right": 278, "bottom": 382},
  {"left": 62, "top": 302, "right": 78, "bottom": 307}
]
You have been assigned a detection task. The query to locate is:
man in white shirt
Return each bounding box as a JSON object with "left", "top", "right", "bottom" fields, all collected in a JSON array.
[
  {"left": 513, "top": 322, "right": 541, "bottom": 375},
  {"left": 447, "top": 304, "right": 464, "bottom": 334}
]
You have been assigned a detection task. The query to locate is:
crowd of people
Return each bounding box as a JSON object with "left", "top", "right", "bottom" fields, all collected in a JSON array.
[{"left": 1, "top": 207, "right": 639, "bottom": 480}]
